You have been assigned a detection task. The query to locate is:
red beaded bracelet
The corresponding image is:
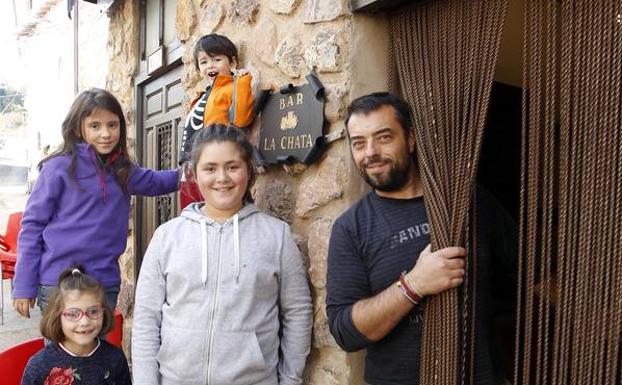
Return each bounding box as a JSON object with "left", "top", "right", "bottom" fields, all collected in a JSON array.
[{"left": 398, "top": 271, "right": 424, "bottom": 304}]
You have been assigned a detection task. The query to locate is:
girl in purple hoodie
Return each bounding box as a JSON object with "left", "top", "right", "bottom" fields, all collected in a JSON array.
[{"left": 13, "top": 88, "right": 180, "bottom": 318}]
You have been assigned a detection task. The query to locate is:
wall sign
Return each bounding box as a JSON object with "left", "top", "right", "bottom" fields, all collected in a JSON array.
[{"left": 258, "top": 74, "right": 325, "bottom": 164}]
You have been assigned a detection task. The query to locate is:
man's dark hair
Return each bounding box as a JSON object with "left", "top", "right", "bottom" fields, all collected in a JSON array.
[
  {"left": 193, "top": 34, "right": 238, "bottom": 70},
  {"left": 345, "top": 92, "right": 413, "bottom": 136}
]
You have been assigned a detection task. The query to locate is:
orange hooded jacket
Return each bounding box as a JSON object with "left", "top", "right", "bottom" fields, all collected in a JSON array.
[{"left": 190, "top": 73, "right": 255, "bottom": 128}]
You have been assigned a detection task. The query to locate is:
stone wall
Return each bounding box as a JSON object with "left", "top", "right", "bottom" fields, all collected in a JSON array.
[
  {"left": 179, "top": 3, "right": 357, "bottom": 382},
  {"left": 106, "top": 0, "right": 141, "bottom": 355},
  {"left": 106, "top": 1, "right": 391, "bottom": 383}
]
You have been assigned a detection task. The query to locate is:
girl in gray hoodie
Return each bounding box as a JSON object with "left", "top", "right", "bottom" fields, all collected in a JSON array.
[{"left": 131, "top": 124, "right": 312, "bottom": 385}]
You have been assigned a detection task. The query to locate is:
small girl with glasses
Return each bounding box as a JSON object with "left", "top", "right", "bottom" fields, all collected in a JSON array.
[{"left": 21, "top": 267, "right": 131, "bottom": 385}]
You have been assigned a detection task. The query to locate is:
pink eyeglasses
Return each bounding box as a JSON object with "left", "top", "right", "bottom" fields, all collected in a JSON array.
[{"left": 61, "top": 306, "right": 104, "bottom": 322}]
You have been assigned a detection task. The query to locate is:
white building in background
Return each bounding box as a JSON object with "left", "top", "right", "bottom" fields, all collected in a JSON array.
[{"left": 13, "top": 0, "right": 111, "bottom": 164}]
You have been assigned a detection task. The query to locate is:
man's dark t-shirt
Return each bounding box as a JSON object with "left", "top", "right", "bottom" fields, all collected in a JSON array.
[{"left": 326, "top": 189, "right": 517, "bottom": 385}]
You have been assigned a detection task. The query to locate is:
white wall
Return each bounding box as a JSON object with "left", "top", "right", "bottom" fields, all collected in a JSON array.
[{"left": 17, "top": 1, "right": 110, "bottom": 164}]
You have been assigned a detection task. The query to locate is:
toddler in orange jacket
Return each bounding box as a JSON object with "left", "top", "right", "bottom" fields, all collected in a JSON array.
[{"left": 179, "top": 34, "right": 255, "bottom": 207}]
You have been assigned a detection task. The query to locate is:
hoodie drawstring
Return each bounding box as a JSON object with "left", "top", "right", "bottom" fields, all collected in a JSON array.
[
  {"left": 201, "top": 218, "right": 208, "bottom": 286},
  {"left": 233, "top": 213, "right": 240, "bottom": 283}
]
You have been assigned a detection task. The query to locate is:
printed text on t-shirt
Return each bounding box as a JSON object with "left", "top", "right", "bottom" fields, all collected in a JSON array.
[{"left": 389, "top": 223, "right": 430, "bottom": 249}]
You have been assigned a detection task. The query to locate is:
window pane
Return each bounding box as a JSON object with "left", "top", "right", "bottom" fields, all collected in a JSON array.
[
  {"left": 146, "top": 0, "right": 160, "bottom": 55},
  {"left": 163, "top": 0, "right": 177, "bottom": 46}
]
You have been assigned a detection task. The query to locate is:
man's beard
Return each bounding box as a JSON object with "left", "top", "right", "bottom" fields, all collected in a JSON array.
[{"left": 359, "top": 151, "right": 414, "bottom": 192}]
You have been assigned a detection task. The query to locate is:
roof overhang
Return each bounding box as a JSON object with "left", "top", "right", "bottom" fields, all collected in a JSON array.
[
  {"left": 351, "top": 0, "right": 425, "bottom": 13},
  {"left": 67, "top": 0, "right": 118, "bottom": 19}
]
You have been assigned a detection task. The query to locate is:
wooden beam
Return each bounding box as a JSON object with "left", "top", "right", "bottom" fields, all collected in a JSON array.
[{"left": 351, "top": 0, "right": 424, "bottom": 13}]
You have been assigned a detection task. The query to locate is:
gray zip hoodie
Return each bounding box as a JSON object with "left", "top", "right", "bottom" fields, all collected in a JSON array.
[{"left": 132, "top": 203, "right": 312, "bottom": 385}]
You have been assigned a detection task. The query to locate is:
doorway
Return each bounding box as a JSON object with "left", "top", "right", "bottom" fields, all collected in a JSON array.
[{"left": 135, "top": 64, "right": 184, "bottom": 270}]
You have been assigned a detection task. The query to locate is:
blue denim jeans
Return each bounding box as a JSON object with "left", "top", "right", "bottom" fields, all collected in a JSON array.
[{"left": 37, "top": 285, "right": 120, "bottom": 313}]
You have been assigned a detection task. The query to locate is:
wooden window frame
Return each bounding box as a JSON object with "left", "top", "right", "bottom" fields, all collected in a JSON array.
[{"left": 137, "top": 0, "right": 183, "bottom": 84}]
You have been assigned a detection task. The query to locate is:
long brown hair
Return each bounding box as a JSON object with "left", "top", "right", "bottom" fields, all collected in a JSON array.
[
  {"left": 190, "top": 124, "right": 256, "bottom": 203},
  {"left": 40, "top": 88, "right": 133, "bottom": 192},
  {"left": 40, "top": 266, "right": 114, "bottom": 343}
]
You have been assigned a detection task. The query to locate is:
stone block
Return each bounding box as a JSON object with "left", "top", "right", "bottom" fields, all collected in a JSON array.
[
  {"left": 253, "top": 177, "right": 295, "bottom": 223},
  {"left": 304, "top": 0, "right": 348, "bottom": 24},
  {"left": 291, "top": 233, "right": 309, "bottom": 269},
  {"left": 295, "top": 155, "right": 347, "bottom": 218},
  {"left": 311, "top": 289, "right": 339, "bottom": 348},
  {"left": 270, "top": 0, "right": 302, "bottom": 14},
  {"left": 253, "top": 18, "right": 278, "bottom": 67},
  {"left": 304, "top": 30, "right": 341, "bottom": 73},
  {"left": 274, "top": 36, "right": 305, "bottom": 78},
  {"left": 202, "top": 2, "right": 225, "bottom": 32},
  {"left": 116, "top": 281, "right": 134, "bottom": 317},
  {"left": 182, "top": 40, "right": 196, "bottom": 65},
  {"left": 176, "top": 0, "right": 197, "bottom": 42},
  {"left": 324, "top": 81, "right": 349, "bottom": 123},
  {"left": 303, "top": 348, "right": 351, "bottom": 385},
  {"left": 307, "top": 217, "right": 333, "bottom": 289},
  {"left": 122, "top": 317, "right": 132, "bottom": 357},
  {"left": 227, "top": 0, "right": 260, "bottom": 24},
  {"left": 282, "top": 162, "right": 308, "bottom": 176}
]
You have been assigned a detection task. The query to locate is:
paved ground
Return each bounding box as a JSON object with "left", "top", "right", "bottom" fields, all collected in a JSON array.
[
  {"left": 0, "top": 184, "right": 40, "bottom": 351},
  {"left": 0, "top": 279, "right": 42, "bottom": 350}
]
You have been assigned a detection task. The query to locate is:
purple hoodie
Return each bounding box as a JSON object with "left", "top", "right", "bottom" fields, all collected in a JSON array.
[{"left": 13, "top": 143, "right": 180, "bottom": 298}]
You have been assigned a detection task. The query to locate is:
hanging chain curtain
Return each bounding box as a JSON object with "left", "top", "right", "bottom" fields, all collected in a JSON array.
[
  {"left": 515, "top": 1, "right": 622, "bottom": 384},
  {"left": 390, "top": 1, "right": 507, "bottom": 384}
]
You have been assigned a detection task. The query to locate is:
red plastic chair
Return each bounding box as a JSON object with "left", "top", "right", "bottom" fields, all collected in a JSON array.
[
  {"left": 0, "top": 211, "right": 22, "bottom": 278},
  {"left": 0, "top": 337, "right": 44, "bottom": 385},
  {"left": 0, "top": 211, "right": 22, "bottom": 325},
  {"left": 107, "top": 309, "right": 124, "bottom": 348},
  {"left": 180, "top": 179, "right": 203, "bottom": 209}
]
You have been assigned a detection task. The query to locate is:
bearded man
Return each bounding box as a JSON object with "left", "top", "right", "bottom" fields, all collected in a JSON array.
[{"left": 326, "top": 92, "right": 517, "bottom": 385}]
